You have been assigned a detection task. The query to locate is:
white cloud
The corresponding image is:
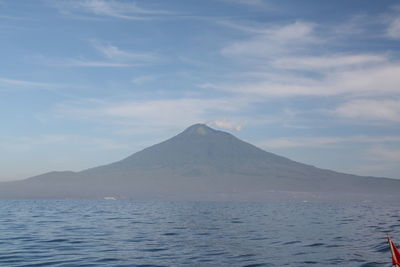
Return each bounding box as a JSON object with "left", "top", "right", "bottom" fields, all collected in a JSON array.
[
  {"left": 52, "top": 0, "right": 170, "bottom": 20},
  {"left": 226, "top": 0, "right": 264, "bottom": 5},
  {"left": 0, "top": 77, "right": 53, "bottom": 87},
  {"left": 220, "top": 0, "right": 271, "bottom": 8},
  {"left": 387, "top": 17, "right": 400, "bottom": 39},
  {"left": 214, "top": 19, "right": 400, "bottom": 125},
  {"left": 333, "top": 64, "right": 400, "bottom": 96},
  {"left": 93, "top": 42, "right": 157, "bottom": 62},
  {"left": 0, "top": 15, "right": 23, "bottom": 20},
  {"left": 56, "top": 97, "right": 250, "bottom": 131},
  {"left": 0, "top": 77, "right": 61, "bottom": 91},
  {"left": 102, "top": 98, "right": 239, "bottom": 122},
  {"left": 209, "top": 119, "right": 243, "bottom": 131},
  {"left": 332, "top": 14, "right": 370, "bottom": 36},
  {"left": 35, "top": 42, "right": 157, "bottom": 68},
  {"left": 60, "top": 59, "right": 140, "bottom": 67},
  {"left": 219, "top": 18, "right": 400, "bottom": 103},
  {"left": 132, "top": 75, "right": 157, "bottom": 85},
  {"left": 335, "top": 99, "right": 400, "bottom": 122},
  {"left": 258, "top": 135, "right": 400, "bottom": 149},
  {"left": 222, "top": 21, "right": 318, "bottom": 58},
  {"left": 202, "top": 62, "right": 400, "bottom": 98},
  {"left": 273, "top": 54, "right": 387, "bottom": 71}
]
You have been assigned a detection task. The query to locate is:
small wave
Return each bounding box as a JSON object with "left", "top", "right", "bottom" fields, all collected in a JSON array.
[
  {"left": 18, "top": 260, "right": 74, "bottom": 266},
  {"left": 305, "top": 242, "right": 324, "bottom": 247},
  {"left": 162, "top": 232, "right": 179, "bottom": 236},
  {"left": 234, "top": 253, "right": 256, "bottom": 259},
  {"left": 359, "top": 262, "right": 385, "bottom": 267},
  {"left": 42, "top": 238, "right": 69, "bottom": 243},
  {"left": 139, "top": 248, "right": 168, "bottom": 252},
  {"left": 302, "top": 261, "right": 318, "bottom": 264},
  {"left": 282, "top": 240, "right": 301, "bottom": 245},
  {"left": 96, "top": 257, "right": 120, "bottom": 262},
  {"left": 134, "top": 265, "right": 168, "bottom": 267},
  {"left": 68, "top": 240, "right": 84, "bottom": 244},
  {"left": 375, "top": 246, "right": 389, "bottom": 253},
  {"left": 325, "top": 244, "right": 342, "bottom": 248},
  {"left": 196, "top": 232, "right": 211, "bottom": 236},
  {"left": 373, "top": 241, "right": 390, "bottom": 253},
  {"left": 205, "top": 251, "right": 226, "bottom": 256},
  {"left": 241, "top": 263, "right": 270, "bottom": 267},
  {"left": 250, "top": 237, "right": 269, "bottom": 241}
]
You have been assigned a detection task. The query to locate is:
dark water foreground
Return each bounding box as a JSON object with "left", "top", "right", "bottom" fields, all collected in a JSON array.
[{"left": 0, "top": 200, "right": 398, "bottom": 266}]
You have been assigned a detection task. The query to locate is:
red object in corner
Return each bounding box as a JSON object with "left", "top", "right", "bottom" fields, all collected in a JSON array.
[{"left": 388, "top": 235, "right": 400, "bottom": 267}]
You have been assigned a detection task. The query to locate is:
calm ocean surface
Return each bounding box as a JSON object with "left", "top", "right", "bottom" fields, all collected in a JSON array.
[{"left": 0, "top": 200, "right": 399, "bottom": 266}]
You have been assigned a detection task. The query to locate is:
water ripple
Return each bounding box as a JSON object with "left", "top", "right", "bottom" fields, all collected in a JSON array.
[{"left": 0, "top": 200, "right": 399, "bottom": 266}]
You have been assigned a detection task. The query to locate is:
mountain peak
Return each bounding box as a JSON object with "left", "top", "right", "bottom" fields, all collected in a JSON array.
[
  {"left": 182, "top": 123, "right": 216, "bottom": 136},
  {"left": 2, "top": 123, "right": 400, "bottom": 201}
]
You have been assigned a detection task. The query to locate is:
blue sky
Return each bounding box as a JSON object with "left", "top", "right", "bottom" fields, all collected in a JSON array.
[{"left": 1, "top": 0, "right": 400, "bottom": 181}]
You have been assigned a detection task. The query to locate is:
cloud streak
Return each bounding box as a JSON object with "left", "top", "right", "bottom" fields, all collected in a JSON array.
[
  {"left": 202, "top": 62, "right": 400, "bottom": 98},
  {"left": 92, "top": 42, "right": 157, "bottom": 62},
  {"left": 36, "top": 41, "right": 158, "bottom": 68},
  {"left": 209, "top": 119, "right": 243, "bottom": 131},
  {"left": 335, "top": 99, "right": 400, "bottom": 122},
  {"left": 272, "top": 54, "right": 387, "bottom": 71},
  {"left": 258, "top": 135, "right": 400, "bottom": 149},
  {"left": 52, "top": 0, "right": 171, "bottom": 20},
  {"left": 55, "top": 97, "right": 250, "bottom": 131},
  {"left": 222, "top": 21, "right": 319, "bottom": 58},
  {"left": 56, "top": 59, "right": 141, "bottom": 68},
  {"left": 0, "top": 77, "right": 61, "bottom": 91}
]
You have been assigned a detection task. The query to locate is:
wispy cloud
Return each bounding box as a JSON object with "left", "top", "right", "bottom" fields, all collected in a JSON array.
[
  {"left": 36, "top": 41, "right": 158, "bottom": 68},
  {"left": 0, "top": 15, "right": 24, "bottom": 20},
  {"left": 92, "top": 41, "right": 157, "bottom": 62},
  {"left": 0, "top": 77, "right": 60, "bottom": 91},
  {"left": 222, "top": 21, "right": 319, "bottom": 58},
  {"left": 207, "top": 24, "right": 400, "bottom": 118},
  {"left": 54, "top": 97, "right": 250, "bottom": 133},
  {"left": 334, "top": 99, "right": 400, "bottom": 122},
  {"left": 201, "top": 62, "right": 400, "bottom": 98},
  {"left": 52, "top": 0, "right": 171, "bottom": 20},
  {"left": 385, "top": 5, "right": 400, "bottom": 39},
  {"left": 100, "top": 98, "right": 242, "bottom": 123},
  {"left": 209, "top": 119, "right": 243, "bottom": 131},
  {"left": 54, "top": 59, "right": 141, "bottom": 68},
  {"left": 220, "top": 0, "right": 270, "bottom": 8},
  {"left": 218, "top": 18, "right": 400, "bottom": 98},
  {"left": 258, "top": 135, "right": 400, "bottom": 149},
  {"left": 214, "top": 16, "right": 400, "bottom": 127},
  {"left": 272, "top": 54, "right": 387, "bottom": 71},
  {"left": 332, "top": 14, "right": 370, "bottom": 36},
  {"left": 131, "top": 75, "right": 157, "bottom": 85},
  {"left": 225, "top": 0, "right": 264, "bottom": 5},
  {"left": 387, "top": 17, "right": 400, "bottom": 39}
]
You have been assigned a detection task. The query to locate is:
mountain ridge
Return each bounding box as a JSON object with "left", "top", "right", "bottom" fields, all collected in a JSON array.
[{"left": 0, "top": 123, "right": 399, "bottom": 201}]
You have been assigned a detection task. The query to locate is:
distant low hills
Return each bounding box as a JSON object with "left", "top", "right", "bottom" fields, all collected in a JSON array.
[{"left": 1, "top": 124, "right": 399, "bottom": 201}]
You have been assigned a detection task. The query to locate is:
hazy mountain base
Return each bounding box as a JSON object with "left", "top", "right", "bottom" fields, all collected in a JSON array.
[{"left": 0, "top": 124, "right": 399, "bottom": 202}]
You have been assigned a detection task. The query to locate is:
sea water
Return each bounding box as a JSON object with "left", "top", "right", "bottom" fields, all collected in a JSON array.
[{"left": 0, "top": 200, "right": 398, "bottom": 266}]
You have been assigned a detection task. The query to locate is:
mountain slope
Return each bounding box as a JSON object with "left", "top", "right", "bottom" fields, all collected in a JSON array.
[{"left": 0, "top": 124, "right": 399, "bottom": 201}]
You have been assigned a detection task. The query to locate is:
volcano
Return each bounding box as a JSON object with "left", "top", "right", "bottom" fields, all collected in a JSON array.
[{"left": 1, "top": 123, "right": 399, "bottom": 201}]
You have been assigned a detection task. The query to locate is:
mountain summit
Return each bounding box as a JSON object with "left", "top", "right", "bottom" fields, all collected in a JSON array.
[{"left": 1, "top": 124, "right": 399, "bottom": 201}]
